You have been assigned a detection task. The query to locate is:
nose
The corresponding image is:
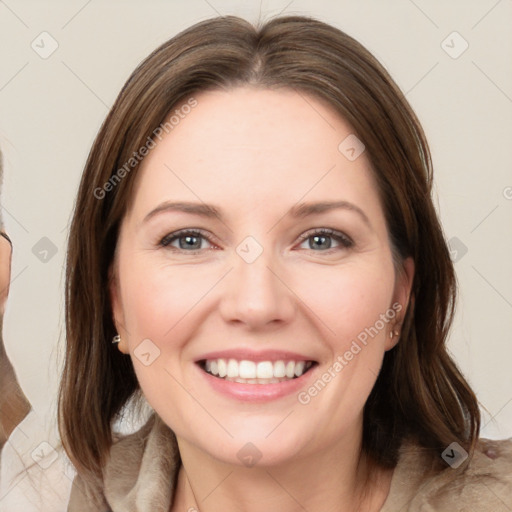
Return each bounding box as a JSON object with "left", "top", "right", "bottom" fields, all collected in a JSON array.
[{"left": 218, "top": 245, "right": 296, "bottom": 330}]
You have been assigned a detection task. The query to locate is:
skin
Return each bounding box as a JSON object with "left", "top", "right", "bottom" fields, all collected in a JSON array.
[
  {"left": 110, "top": 87, "right": 414, "bottom": 512},
  {"left": 0, "top": 233, "right": 10, "bottom": 316},
  {"left": 0, "top": 231, "right": 31, "bottom": 448}
]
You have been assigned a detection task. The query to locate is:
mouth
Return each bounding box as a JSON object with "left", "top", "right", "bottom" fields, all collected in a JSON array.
[{"left": 197, "top": 358, "right": 317, "bottom": 384}]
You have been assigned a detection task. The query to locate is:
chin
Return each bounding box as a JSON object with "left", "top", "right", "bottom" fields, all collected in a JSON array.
[{"left": 198, "top": 425, "right": 315, "bottom": 468}]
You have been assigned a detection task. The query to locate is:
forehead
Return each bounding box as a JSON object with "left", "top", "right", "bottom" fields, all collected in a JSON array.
[
  {"left": 152, "top": 86, "right": 357, "bottom": 169},
  {"left": 126, "top": 87, "right": 382, "bottom": 225}
]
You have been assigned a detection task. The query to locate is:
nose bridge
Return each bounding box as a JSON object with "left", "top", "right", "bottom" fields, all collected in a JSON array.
[{"left": 219, "top": 235, "right": 295, "bottom": 327}]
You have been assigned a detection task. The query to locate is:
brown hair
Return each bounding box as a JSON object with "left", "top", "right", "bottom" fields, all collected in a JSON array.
[{"left": 58, "top": 15, "right": 480, "bottom": 487}]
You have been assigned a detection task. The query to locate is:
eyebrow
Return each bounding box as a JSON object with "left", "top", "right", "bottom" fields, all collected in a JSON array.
[
  {"left": 289, "top": 201, "right": 371, "bottom": 226},
  {"left": 143, "top": 202, "right": 221, "bottom": 223},
  {"left": 143, "top": 200, "right": 371, "bottom": 227}
]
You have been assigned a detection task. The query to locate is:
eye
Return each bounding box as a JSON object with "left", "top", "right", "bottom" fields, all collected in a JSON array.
[
  {"left": 158, "top": 227, "right": 354, "bottom": 254},
  {"left": 297, "top": 228, "right": 353, "bottom": 252},
  {"left": 159, "top": 229, "right": 215, "bottom": 253}
]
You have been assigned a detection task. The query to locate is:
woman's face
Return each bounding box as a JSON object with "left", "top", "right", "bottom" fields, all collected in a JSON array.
[{"left": 110, "top": 87, "right": 413, "bottom": 466}]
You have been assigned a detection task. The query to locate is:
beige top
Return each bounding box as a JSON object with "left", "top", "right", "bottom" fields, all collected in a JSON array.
[{"left": 67, "top": 414, "right": 512, "bottom": 511}]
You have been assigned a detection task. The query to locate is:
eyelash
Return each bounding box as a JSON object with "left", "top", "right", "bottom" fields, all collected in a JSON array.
[{"left": 159, "top": 228, "right": 354, "bottom": 254}]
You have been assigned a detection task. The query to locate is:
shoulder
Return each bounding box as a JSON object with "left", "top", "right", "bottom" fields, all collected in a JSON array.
[
  {"left": 68, "top": 413, "right": 180, "bottom": 511},
  {"left": 383, "top": 437, "right": 512, "bottom": 511},
  {"left": 429, "top": 437, "right": 512, "bottom": 510},
  {"left": 382, "top": 438, "right": 512, "bottom": 512}
]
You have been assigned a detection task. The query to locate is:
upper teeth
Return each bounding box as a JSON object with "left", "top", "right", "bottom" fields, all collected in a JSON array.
[{"left": 204, "top": 359, "right": 312, "bottom": 379}]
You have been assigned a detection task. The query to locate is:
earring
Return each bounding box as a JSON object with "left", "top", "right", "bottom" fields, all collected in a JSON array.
[
  {"left": 389, "top": 329, "right": 400, "bottom": 339},
  {"left": 112, "top": 334, "right": 121, "bottom": 344}
]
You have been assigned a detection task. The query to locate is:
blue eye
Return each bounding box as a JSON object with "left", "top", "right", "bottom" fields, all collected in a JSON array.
[
  {"left": 159, "top": 228, "right": 353, "bottom": 254},
  {"left": 297, "top": 228, "right": 353, "bottom": 252},
  {"left": 160, "top": 229, "right": 212, "bottom": 252}
]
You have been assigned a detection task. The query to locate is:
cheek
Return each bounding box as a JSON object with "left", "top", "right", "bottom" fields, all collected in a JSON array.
[
  {"left": 117, "top": 259, "right": 204, "bottom": 412},
  {"left": 117, "top": 257, "right": 222, "bottom": 403},
  {"left": 120, "top": 256, "right": 216, "bottom": 341},
  {"left": 295, "top": 261, "right": 396, "bottom": 344},
  {"left": 120, "top": 252, "right": 396, "bottom": 356}
]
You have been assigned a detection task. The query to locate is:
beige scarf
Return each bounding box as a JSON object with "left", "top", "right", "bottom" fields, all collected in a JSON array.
[
  {"left": 68, "top": 414, "right": 179, "bottom": 511},
  {"left": 67, "top": 413, "right": 512, "bottom": 511}
]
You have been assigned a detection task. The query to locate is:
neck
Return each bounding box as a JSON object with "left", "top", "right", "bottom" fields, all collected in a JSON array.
[{"left": 172, "top": 425, "right": 392, "bottom": 512}]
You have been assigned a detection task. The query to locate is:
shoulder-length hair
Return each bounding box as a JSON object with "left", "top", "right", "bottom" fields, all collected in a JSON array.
[{"left": 59, "top": 14, "right": 480, "bottom": 484}]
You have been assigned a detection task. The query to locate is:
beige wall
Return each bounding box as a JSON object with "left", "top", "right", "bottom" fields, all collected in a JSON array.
[{"left": 0, "top": 0, "right": 511, "bottom": 438}]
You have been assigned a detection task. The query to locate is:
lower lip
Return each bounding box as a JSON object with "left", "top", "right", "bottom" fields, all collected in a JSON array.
[{"left": 196, "top": 364, "right": 316, "bottom": 402}]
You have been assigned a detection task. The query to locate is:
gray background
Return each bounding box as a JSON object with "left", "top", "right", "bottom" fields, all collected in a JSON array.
[{"left": 1, "top": 0, "right": 511, "bottom": 440}]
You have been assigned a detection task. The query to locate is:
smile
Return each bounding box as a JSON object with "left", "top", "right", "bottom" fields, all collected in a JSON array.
[{"left": 199, "top": 358, "right": 316, "bottom": 384}]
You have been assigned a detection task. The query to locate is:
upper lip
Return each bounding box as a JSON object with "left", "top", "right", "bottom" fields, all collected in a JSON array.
[{"left": 195, "top": 349, "right": 316, "bottom": 363}]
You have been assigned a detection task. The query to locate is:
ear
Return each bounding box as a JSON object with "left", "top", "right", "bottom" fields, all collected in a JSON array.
[
  {"left": 108, "top": 263, "right": 130, "bottom": 354},
  {"left": 385, "top": 256, "right": 415, "bottom": 351}
]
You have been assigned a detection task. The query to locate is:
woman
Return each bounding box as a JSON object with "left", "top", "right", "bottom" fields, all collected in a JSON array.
[
  {"left": 0, "top": 148, "right": 72, "bottom": 511},
  {"left": 59, "top": 15, "right": 512, "bottom": 511},
  {"left": 0, "top": 149, "right": 31, "bottom": 450}
]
